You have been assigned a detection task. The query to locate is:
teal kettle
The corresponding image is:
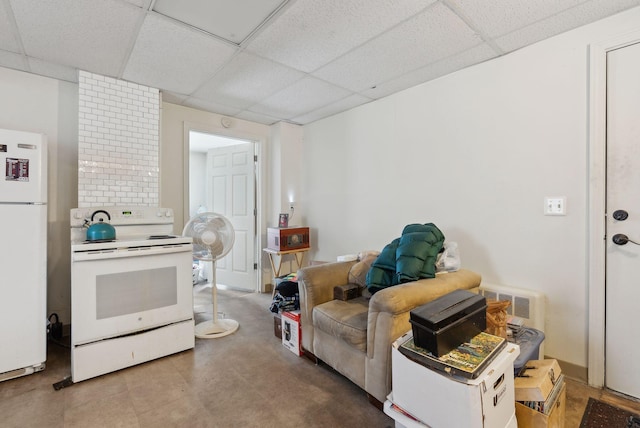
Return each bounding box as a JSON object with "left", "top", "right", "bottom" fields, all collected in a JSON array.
[{"left": 86, "top": 210, "right": 116, "bottom": 242}]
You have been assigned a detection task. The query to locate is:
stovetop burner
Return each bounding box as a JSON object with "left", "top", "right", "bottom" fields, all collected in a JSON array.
[
  {"left": 70, "top": 207, "right": 190, "bottom": 251},
  {"left": 72, "top": 235, "right": 192, "bottom": 252}
]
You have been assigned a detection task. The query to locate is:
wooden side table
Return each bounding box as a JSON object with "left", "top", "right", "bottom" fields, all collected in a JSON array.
[{"left": 263, "top": 247, "right": 310, "bottom": 296}]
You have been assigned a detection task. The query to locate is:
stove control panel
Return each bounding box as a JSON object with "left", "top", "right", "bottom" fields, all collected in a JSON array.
[{"left": 70, "top": 207, "right": 175, "bottom": 227}]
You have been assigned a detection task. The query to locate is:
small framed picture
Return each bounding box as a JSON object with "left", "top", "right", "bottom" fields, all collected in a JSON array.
[{"left": 279, "top": 213, "right": 289, "bottom": 228}]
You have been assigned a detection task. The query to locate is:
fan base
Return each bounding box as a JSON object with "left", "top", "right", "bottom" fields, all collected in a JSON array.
[{"left": 195, "top": 319, "right": 239, "bottom": 339}]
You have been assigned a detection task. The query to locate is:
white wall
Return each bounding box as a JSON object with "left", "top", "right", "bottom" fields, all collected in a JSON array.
[
  {"left": 301, "top": 7, "right": 640, "bottom": 370},
  {"left": 0, "top": 66, "right": 78, "bottom": 324},
  {"left": 270, "top": 122, "right": 304, "bottom": 226},
  {"left": 160, "top": 103, "right": 274, "bottom": 231},
  {"left": 188, "top": 151, "right": 206, "bottom": 218}
]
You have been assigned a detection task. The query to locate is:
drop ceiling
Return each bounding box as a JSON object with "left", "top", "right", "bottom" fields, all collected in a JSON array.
[{"left": 1, "top": 0, "right": 639, "bottom": 125}]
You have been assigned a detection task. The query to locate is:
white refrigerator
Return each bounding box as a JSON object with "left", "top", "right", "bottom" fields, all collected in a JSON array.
[{"left": 0, "top": 128, "right": 47, "bottom": 381}]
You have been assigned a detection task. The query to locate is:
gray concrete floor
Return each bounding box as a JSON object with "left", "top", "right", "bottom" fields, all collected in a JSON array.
[{"left": 1, "top": 287, "right": 639, "bottom": 427}]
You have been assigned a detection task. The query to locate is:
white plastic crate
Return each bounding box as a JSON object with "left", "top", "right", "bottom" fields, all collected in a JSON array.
[{"left": 391, "top": 331, "right": 519, "bottom": 428}]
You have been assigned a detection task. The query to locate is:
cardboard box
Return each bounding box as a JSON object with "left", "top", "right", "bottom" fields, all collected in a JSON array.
[
  {"left": 274, "top": 313, "right": 282, "bottom": 339},
  {"left": 515, "top": 382, "right": 566, "bottom": 428},
  {"left": 281, "top": 310, "right": 302, "bottom": 356},
  {"left": 391, "top": 331, "right": 519, "bottom": 428},
  {"left": 515, "top": 359, "right": 562, "bottom": 402}
]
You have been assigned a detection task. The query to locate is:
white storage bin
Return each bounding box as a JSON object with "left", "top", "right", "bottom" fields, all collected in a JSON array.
[
  {"left": 391, "top": 331, "right": 520, "bottom": 428},
  {"left": 384, "top": 395, "right": 430, "bottom": 427},
  {"left": 385, "top": 396, "right": 518, "bottom": 428}
]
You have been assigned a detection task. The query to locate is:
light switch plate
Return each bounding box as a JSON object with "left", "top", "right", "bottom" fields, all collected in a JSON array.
[{"left": 544, "top": 197, "right": 566, "bottom": 215}]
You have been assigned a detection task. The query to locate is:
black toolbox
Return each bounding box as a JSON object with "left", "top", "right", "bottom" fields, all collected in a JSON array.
[{"left": 409, "top": 289, "right": 487, "bottom": 357}]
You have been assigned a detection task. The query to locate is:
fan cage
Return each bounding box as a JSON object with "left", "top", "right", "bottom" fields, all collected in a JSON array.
[{"left": 182, "top": 212, "right": 235, "bottom": 262}]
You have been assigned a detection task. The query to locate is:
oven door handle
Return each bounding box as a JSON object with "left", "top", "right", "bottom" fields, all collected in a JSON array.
[{"left": 72, "top": 244, "right": 192, "bottom": 261}]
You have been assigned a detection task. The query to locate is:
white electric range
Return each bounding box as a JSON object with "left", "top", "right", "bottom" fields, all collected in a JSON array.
[{"left": 70, "top": 206, "right": 194, "bottom": 383}]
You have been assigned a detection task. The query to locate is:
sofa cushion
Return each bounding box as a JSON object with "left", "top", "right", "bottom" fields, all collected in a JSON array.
[{"left": 313, "top": 296, "right": 369, "bottom": 353}]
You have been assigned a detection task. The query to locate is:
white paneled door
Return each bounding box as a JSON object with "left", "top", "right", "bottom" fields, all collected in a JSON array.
[
  {"left": 605, "top": 41, "right": 640, "bottom": 400},
  {"left": 206, "top": 143, "right": 256, "bottom": 291}
]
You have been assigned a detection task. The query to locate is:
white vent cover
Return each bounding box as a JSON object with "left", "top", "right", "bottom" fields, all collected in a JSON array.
[{"left": 479, "top": 282, "right": 546, "bottom": 357}]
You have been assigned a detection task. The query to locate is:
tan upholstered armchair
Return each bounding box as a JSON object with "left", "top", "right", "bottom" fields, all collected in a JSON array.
[{"left": 297, "top": 260, "right": 481, "bottom": 406}]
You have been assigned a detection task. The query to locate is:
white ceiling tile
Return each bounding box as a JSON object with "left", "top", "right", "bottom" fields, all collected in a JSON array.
[
  {"left": 603, "top": 0, "right": 640, "bottom": 9},
  {"left": 0, "top": 2, "right": 20, "bottom": 52},
  {"left": 0, "top": 50, "right": 26, "bottom": 72},
  {"left": 248, "top": 76, "right": 352, "bottom": 119},
  {"left": 160, "top": 91, "right": 189, "bottom": 105},
  {"left": 192, "top": 52, "right": 305, "bottom": 109},
  {"left": 360, "top": 44, "right": 499, "bottom": 99},
  {"left": 10, "top": 0, "right": 142, "bottom": 75},
  {"left": 123, "top": 13, "right": 238, "bottom": 94},
  {"left": 153, "top": 0, "right": 286, "bottom": 44},
  {"left": 448, "top": 0, "right": 587, "bottom": 38},
  {"left": 122, "top": 0, "right": 151, "bottom": 8},
  {"left": 291, "top": 93, "right": 373, "bottom": 124},
  {"left": 4, "top": 0, "right": 640, "bottom": 125},
  {"left": 28, "top": 58, "right": 78, "bottom": 83},
  {"left": 234, "top": 110, "right": 281, "bottom": 125},
  {"left": 494, "top": 0, "right": 640, "bottom": 52},
  {"left": 246, "top": 0, "right": 437, "bottom": 72},
  {"left": 183, "top": 97, "right": 243, "bottom": 117},
  {"left": 314, "top": 3, "right": 482, "bottom": 92}
]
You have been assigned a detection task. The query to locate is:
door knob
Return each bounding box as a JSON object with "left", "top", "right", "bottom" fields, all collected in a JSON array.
[
  {"left": 612, "top": 233, "right": 640, "bottom": 246},
  {"left": 613, "top": 210, "right": 629, "bottom": 221}
]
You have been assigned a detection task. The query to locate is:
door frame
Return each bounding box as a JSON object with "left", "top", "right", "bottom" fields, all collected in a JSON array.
[
  {"left": 182, "top": 121, "right": 265, "bottom": 293},
  {"left": 588, "top": 29, "right": 640, "bottom": 388}
]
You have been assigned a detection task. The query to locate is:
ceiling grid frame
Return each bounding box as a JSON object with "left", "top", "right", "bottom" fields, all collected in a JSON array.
[{"left": 0, "top": 0, "right": 639, "bottom": 125}]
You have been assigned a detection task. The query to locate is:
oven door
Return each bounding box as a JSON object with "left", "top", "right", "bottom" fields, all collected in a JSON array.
[{"left": 71, "top": 244, "right": 193, "bottom": 345}]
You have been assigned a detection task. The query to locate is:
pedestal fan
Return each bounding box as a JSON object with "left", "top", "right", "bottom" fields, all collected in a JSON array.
[{"left": 183, "top": 212, "right": 239, "bottom": 339}]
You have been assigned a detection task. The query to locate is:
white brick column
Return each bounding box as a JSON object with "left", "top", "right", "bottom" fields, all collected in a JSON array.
[{"left": 78, "top": 70, "right": 160, "bottom": 207}]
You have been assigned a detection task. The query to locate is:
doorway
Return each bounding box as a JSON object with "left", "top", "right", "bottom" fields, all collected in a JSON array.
[
  {"left": 188, "top": 129, "right": 258, "bottom": 293},
  {"left": 604, "top": 41, "right": 640, "bottom": 399},
  {"left": 588, "top": 30, "right": 640, "bottom": 397}
]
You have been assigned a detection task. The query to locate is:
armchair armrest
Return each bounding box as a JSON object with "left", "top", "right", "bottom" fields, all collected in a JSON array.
[
  {"left": 297, "top": 261, "right": 357, "bottom": 353},
  {"left": 364, "top": 269, "right": 481, "bottom": 403},
  {"left": 369, "top": 269, "right": 482, "bottom": 315}
]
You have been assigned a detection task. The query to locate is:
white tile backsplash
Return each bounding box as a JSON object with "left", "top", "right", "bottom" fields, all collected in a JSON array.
[{"left": 78, "top": 70, "right": 159, "bottom": 207}]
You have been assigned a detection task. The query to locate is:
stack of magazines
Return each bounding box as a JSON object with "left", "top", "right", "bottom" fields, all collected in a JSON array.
[{"left": 398, "top": 331, "right": 506, "bottom": 379}]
